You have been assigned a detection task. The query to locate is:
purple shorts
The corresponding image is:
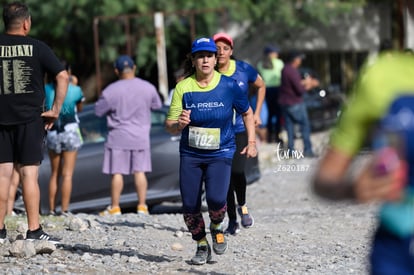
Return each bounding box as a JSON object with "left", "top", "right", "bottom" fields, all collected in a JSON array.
[{"left": 102, "top": 147, "right": 152, "bottom": 175}]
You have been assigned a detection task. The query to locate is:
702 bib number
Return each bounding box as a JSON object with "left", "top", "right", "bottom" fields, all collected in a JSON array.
[{"left": 188, "top": 126, "right": 220, "bottom": 150}]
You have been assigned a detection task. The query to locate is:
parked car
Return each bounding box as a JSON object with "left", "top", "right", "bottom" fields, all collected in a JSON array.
[
  {"left": 12, "top": 104, "right": 261, "bottom": 215},
  {"left": 301, "top": 68, "right": 345, "bottom": 131}
]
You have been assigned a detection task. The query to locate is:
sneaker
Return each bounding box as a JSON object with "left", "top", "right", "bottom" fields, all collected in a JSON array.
[
  {"left": 210, "top": 225, "right": 227, "bottom": 255},
  {"left": 99, "top": 206, "right": 121, "bottom": 216},
  {"left": 26, "top": 226, "right": 61, "bottom": 245},
  {"left": 60, "top": 211, "right": 72, "bottom": 217},
  {"left": 191, "top": 243, "right": 212, "bottom": 265},
  {"left": 225, "top": 220, "right": 240, "bottom": 235},
  {"left": 237, "top": 205, "right": 254, "bottom": 228},
  {"left": 0, "top": 227, "right": 7, "bottom": 244},
  {"left": 137, "top": 205, "right": 149, "bottom": 215},
  {"left": 48, "top": 210, "right": 57, "bottom": 216}
]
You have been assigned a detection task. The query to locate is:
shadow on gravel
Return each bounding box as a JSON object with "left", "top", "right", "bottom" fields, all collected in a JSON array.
[
  {"left": 95, "top": 220, "right": 180, "bottom": 233},
  {"left": 120, "top": 202, "right": 184, "bottom": 215},
  {"left": 150, "top": 203, "right": 183, "bottom": 214},
  {"left": 97, "top": 220, "right": 145, "bottom": 228},
  {"left": 57, "top": 243, "right": 181, "bottom": 263},
  {"left": 178, "top": 267, "right": 227, "bottom": 274},
  {"left": 149, "top": 202, "right": 208, "bottom": 214}
]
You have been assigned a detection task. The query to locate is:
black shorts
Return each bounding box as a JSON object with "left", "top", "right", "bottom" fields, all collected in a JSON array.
[{"left": 0, "top": 117, "right": 46, "bottom": 165}]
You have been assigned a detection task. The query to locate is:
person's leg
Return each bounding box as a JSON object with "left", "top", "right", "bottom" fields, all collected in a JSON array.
[
  {"left": 0, "top": 162, "right": 13, "bottom": 230},
  {"left": 60, "top": 150, "right": 78, "bottom": 212},
  {"left": 134, "top": 172, "right": 148, "bottom": 208},
  {"left": 101, "top": 148, "right": 131, "bottom": 215},
  {"left": 226, "top": 179, "right": 237, "bottom": 221},
  {"left": 48, "top": 150, "right": 61, "bottom": 213},
  {"left": 19, "top": 164, "right": 41, "bottom": 231},
  {"left": 265, "top": 87, "right": 277, "bottom": 142},
  {"left": 58, "top": 124, "right": 83, "bottom": 213},
  {"left": 258, "top": 100, "right": 269, "bottom": 143},
  {"left": 231, "top": 132, "right": 248, "bottom": 207},
  {"left": 131, "top": 149, "right": 151, "bottom": 213},
  {"left": 180, "top": 156, "right": 206, "bottom": 241},
  {"left": 110, "top": 173, "right": 123, "bottom": 209},
  {"left": 0, "top": 126, "right": 16, "bottom": 229},
  {"left": 282, "top": 106, "right": 295, "bottom": 152},
  {"left": 296, "top": 103, "right": 313, "bottom": 156},
  {"left": 180, "top": 156, "right": 211, "bottom": 266},
  {"left": 205, "top": 157, "right": 232, "bottom": 254},
  {"left": 204, "top": 158, "right": 232, "bottom": 217},
  {"left": 227, "top": 138, "right": 242, "bottom": 224},
  {"left": 231, "top": 133, "right": 254, "bottom": 228},
  {"left": 232, "top": 173, "right": 247, "bottom": 206},
  {"left": 17, "top": 117, "right": 46, "bottom": 231},
  {"left": 7, "top": 165, "right": 20, "bottom": 215},
  {"left": 274, "top": 88, "right": 284, "bottom": 144}
]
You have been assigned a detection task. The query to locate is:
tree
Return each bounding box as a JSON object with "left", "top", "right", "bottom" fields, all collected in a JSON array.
[{"left": 1, "top": 0, "right": 367, "bottom": 100}]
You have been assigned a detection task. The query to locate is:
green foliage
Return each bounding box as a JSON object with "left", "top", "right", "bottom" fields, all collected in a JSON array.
[{"left": 0, "top": 0, "right": 367, "bottom": 92}]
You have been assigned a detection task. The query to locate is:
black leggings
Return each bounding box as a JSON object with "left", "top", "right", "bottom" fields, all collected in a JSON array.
[
  {"left": 266, "top": 86, "right": 282, "bottom": 142},
  {"left": 227, "top": 131, "right": 248, "bottom": 221}
]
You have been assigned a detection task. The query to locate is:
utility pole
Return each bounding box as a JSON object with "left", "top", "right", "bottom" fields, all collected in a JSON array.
[{"left": 154, "top": 12, "right": 169, "bottom": 103}]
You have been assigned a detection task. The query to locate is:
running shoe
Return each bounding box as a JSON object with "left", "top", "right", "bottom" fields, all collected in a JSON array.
[
  {"left": 237, "top": 205, "right": 254, "bottom": 228},
  {"left": 225, "top": 220, "right": 240, "bottom": 235},
  {"left": 99, "top": 206, "right": 121, "bottom": 216},
  {"left": 60, "top": 211, "right": 72, "bottom": 217},
  {"left": 191, "top": 243, "right": 212, "bottom": 265},
  {"left": 0, "top": 227, "right": 6, "bottom": 243},
  {"left": 9, "top": 210, "right": 17, "bottom": 216},
  {"left": 48, "top": 210, "right": 57, "bottom": 216},
  {"left": 210, "top": 225, "right": 227, "bottom": 255},
  {"left": 137, "top": 205, "right": 149, "bottom": 215},
  {"left": 26, "top": 226, "right": 61, "bottom": 244}
]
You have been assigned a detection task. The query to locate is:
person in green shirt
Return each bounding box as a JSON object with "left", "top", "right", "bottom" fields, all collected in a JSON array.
[
  {"left": 257, "top": 45, "right": 284, "bottom": 143},
  {"left": 313, "top": 51, "right": 414, "bottom": 274}
]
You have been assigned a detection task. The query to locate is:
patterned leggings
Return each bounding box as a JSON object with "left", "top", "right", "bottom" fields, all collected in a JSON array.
[{"left": 180, "top": 156, "right": 232, "bottom": 241}]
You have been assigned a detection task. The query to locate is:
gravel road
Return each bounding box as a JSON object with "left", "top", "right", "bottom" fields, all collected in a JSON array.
[{"left": 1, "top": 131, "right": 379, "bottom": 274}]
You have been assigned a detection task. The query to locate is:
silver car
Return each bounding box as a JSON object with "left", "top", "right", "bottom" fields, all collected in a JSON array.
[{"left": 13, "top": 105, "right": 261, "bottom": 214}]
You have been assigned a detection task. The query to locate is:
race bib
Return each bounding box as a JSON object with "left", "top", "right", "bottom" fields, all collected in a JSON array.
[{"left": 188, "top": 126, "right": 220, "bottom": 150}]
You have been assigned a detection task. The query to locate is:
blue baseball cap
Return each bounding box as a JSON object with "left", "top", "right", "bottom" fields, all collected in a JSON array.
[
  {"left": 264, "top": 45, "right": 280, "bottom": 54},
  {"left": 114, "top": 55, "right": 134, "bottom": 71},
  {"left": 191, "top": 37, "right": 217, "bottom": 54}
]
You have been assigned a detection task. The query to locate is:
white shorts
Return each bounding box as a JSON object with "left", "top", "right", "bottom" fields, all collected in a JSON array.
[{"left": 47, "top": 123, "right": 83, "bottom": 153}]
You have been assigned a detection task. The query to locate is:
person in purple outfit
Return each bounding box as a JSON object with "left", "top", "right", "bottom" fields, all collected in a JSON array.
[
  {"left": 279, "top": 51, "right": 318, "bottom": 158},
  {"left": 95, "top": 55, "right": 162, "bottom": 216}
]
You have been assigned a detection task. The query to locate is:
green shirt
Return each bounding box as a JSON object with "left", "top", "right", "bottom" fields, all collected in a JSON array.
[
  {"left": 257, "top": 58, "right": 284, "bottom": 87},
  {"left": 330, "top": 52, "right": 414, "bottom": 237},
  {"left": 331, "top": 52, "right": 414, "bottom": 156}
]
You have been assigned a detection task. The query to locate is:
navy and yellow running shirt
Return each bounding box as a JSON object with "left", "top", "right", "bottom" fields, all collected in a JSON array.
[
  {"left": 221, "top": 59, "right": 259, "bottom": 133},
  {"left": 167, "top": 70, "right": 250, "bottom": 158}
]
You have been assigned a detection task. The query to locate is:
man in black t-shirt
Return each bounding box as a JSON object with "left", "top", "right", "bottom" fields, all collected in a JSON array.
[{"left": 0, "top": 2, "right": 68, "bottom": 244}]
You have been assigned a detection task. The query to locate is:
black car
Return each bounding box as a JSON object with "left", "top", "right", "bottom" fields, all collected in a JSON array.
[{"left": 11, "top": 105, "right": 261, "bottom": 214}]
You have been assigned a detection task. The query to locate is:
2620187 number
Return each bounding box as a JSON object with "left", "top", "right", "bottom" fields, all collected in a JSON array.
[{"left": 274, "top": 164, "right": 310, "bottom": 173}]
